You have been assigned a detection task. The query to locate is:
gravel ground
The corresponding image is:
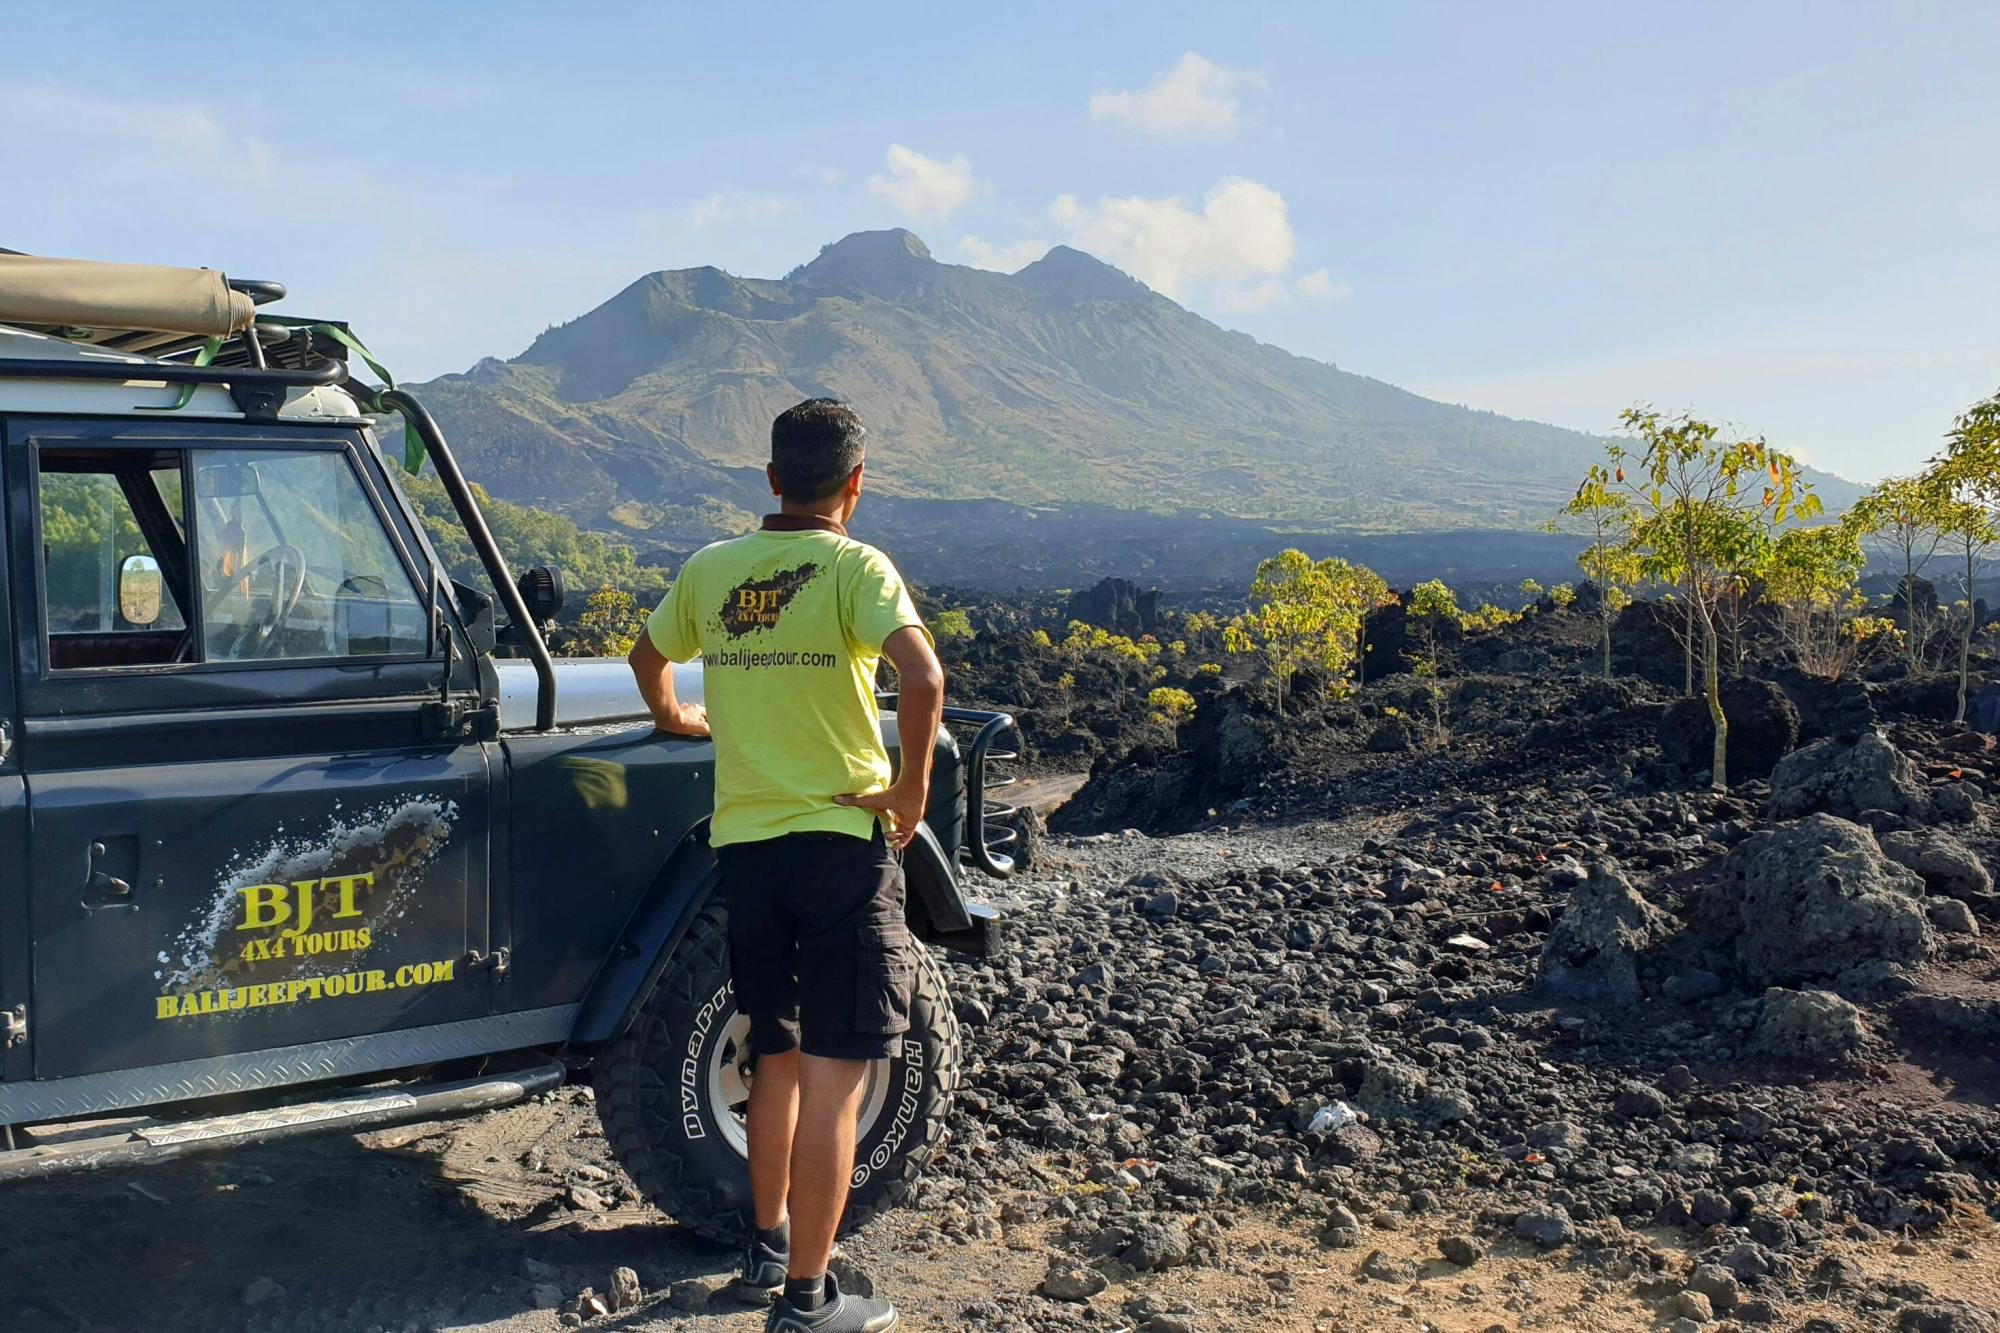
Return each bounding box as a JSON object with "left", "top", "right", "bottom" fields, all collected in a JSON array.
[{"left": 8, "top": 712, "right": 2000, "bottom": 1332}]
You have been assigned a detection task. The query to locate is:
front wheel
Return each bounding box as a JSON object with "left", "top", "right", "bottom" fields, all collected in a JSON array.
[{"left": 598, "top": 900, "right": 963, "bottom": 1241}]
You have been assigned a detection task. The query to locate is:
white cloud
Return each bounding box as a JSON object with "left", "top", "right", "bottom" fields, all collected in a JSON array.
[
  {"left": 1047, "top": 177, "right": 1294, "bottom": 299},
  {"left": 868, "top": 144, "right": 975, "bottom": 223},
  {"left": 957, "top": 235, "right": 1052, "bottom": 273},
  {"left": 1298, "top": 268, "right": 1352, "bottom": 302},
  {"left": 1089, "top": 53, "right": 1259, "bottom": 139},
  {"left": 685, "top": 191, "right": 794, "bottom": 229},
  {"left": 1214, "top": 279, "right": 1290, "bottom": 314}
]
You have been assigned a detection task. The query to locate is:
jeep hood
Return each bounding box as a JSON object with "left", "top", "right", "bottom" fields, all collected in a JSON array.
[{"left": 495, "top": 657, "right": 704, "bottom": 732}]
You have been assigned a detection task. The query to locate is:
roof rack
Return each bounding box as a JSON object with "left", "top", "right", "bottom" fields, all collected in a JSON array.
[{"left": 0, "top": 251, "right": 352, "bottom": 416}]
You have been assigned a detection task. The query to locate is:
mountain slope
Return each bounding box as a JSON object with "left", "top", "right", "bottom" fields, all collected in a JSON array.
[{"left": 411, "top": 230, "right": 1635, "bottom": 541}]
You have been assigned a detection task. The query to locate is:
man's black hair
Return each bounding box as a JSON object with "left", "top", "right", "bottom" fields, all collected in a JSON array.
[{"left": 771, "top": 399, "right": 866, "bottom": 502}]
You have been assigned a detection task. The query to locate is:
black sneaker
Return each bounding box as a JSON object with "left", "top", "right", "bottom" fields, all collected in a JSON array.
[
  {"left": 732, "top": 1232, "right": 789, "bottom": 1306},
  {"left": 764, "top": 1272, "right": 899, "bottom": 1332}
]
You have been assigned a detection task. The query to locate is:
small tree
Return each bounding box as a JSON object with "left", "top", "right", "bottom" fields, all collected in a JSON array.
[
  {"left": 1320, "top": 559, "right": 1395, "bottom": 687},
  {"left": 1182, "top": 610, "right": 1221, "bottom": 656},
  {"left": 1845, "top": 474, "right": 1952, "bottom": 667},
  {"left": 1406, "top": 579, "right": 1459, "bottom": 744},
  {"left": 1613, "top": 408, "right": 1819, "bottom": 789},
  {"left": 1763, "top": 524, "right": 1866, "bottom": 678},
  {"left": 1934, "top": 496, "right": 2000, "bottom": 724},
  {"left": 1927, "top": 388, "right": 2000, "bottom": 722},
  {"left": 572, "top": 586, "right": 647, "bottom": 657},
  {"left": 1553, "top": 464, "right": 1639, "bottom": 678},
  {"left": 1518, "top": 578, "right": 1545, "bottom": 611},
  {"left": 1234, "top": 550, "right": 1350, "bottom": 715}
]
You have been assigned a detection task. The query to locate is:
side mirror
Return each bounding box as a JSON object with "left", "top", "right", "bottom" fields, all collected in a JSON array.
[{"left": 118, "top": 555, "right": 163, "bottom": 626}]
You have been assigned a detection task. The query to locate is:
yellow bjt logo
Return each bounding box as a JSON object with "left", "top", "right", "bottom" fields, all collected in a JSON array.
[
  {"left": 737, "top": 588, "right": 785, "bottom": 614},
  {"left": 237, "top": 873, "right": 375, "bottom": 938}
]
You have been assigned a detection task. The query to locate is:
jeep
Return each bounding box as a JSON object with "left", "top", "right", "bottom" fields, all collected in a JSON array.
[{"left": 0, "top": 253, "right": 1020, "bottom": 1239}]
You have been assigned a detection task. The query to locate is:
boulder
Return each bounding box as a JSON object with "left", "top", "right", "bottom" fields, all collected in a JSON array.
[
  {"left": 1658, "top": 677, "right": 1800, "bottom": 781},
  {"left": 1040, "top": 1259, "right": 1107, "bottom": 1301},
  {"left": 1365, "top": 716, "right": 1416, "bottom": 752},
  {"left": 1927, "top": 898, "right": 1981, "bottom": 936},
  {"left": 1361, "top": 598, "right": 1410, "bottom": 680},
  {"left": 1352, "top": 1058, "right": 1474, "bottom": 1127},
  {"left": 1890, "top": 574, "right": 1941, "bottom": 626},
  {"left": 1714, "top": 815, "right": 1934, "bottom": 985},
  {"left": 1879, "top": 829, "right": 1993, "bottom": 900},
  {"left": 1767, "top": 729, "right": 1931, "bottom": 821},
  {"left": 1750, "top": 988, "right": 1872, "bottom": 1064},
  {"left": 1540, "top": 860, "right": 1674, "bottom": 1004},
  {"left": 1970, "top": 684, "right": 2000, "bottom": 736},
  {"left": 1899, "top": 1305, "right": 1999, "bottom": 1333},
  {"left": 1062, "top": 577, "right": 1163, "bottom": 635},
  {"left": 1770, "top": 664, "right": 1877, "bottom": 743}
]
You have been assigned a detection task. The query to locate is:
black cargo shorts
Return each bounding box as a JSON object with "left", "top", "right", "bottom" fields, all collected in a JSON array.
[{"left": 714, "top": 826, "right": 913, "bottom": 1061}]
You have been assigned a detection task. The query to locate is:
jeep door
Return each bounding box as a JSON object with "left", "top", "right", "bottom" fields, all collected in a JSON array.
[{"left": 8, "top": 420, "right": 495, "bottom": 1082}]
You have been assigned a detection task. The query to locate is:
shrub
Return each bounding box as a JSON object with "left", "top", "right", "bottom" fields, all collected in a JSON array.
[
  {"left": 932, "top": 608, "right": 975, "bottom": 642},
  {"left": 1148, "top": 686, "right": 1197, "bottom": 726}
]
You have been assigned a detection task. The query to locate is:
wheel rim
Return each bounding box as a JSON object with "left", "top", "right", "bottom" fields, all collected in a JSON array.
[{"left": 705, "top": 1008, "right": 893, "bottom": 1158}]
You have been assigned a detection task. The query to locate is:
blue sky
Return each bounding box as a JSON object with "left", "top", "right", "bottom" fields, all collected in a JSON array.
[{"left": 7, "top": 1, "right": 1996, "bottom": 482}]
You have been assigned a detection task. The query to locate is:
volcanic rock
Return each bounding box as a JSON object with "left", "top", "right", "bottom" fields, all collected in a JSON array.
[
  {"left": 240, "top": 1278, "right": 285, "bottom": 1308},
  {"left": 1064, "top": 577, "right": 1162, "bottom": 636},
  {"left": 1668, "top": 1289, "right": 1716, "bottom": 1323},
  {"left": 1899, "top": 1305, "right": 1999, "bottom": 1333},
  {"left": 609, "top": 1268, "right": 644, "bottom": 1313},
  {"left": 1539, "top": 859, "right": 1673, "bottom": 1003},
  {"left": 1750, "top": 988, "right": 1872, "bottom": 1063},
  {"left": 1659, "top": 676, "right": 1799, "bottom": 780},
  {"left": 1767, "top": 730, "right": 1931, "bottom": 821},
  {"left": 1879, "top": 829, "right": 1993, "bottom": 900},
  {"left": 1353, "top": 1058, "right": 1474, "bottom": 1126},
  {"left": 1118, "top": 1220, "right": 1193, "bottom": 1272},
  {"left": 1440, "top": 1234, "right": 1485, "bottom": 1267},
  {"left": 1040, "top": 1259, "right": 1107, "bottom": 1301},
  {"left": 1686, "top": 1263, "right": 1741, "bottom": 1312},
  {"left": 1513, "top": 1206, "right": 1576, "bottom": 1247},
  {"left": 1614, "top": 1080, "right": 1669, "bottom": 1119},
  {"left": 1712, "top": 814, "right": 1934, "bottom": 984},
  {"left": 1366, "top": 716, "right": 1416, "bottom": 752},
  {"left": 1927, "top": 898, "right": 1981, "bottom": 935}
]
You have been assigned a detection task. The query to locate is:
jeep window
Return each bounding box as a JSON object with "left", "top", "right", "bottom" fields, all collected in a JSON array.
[
  {"left": 191, "top": 449, "right": 429, "bottom": 661},
  {"left": 37, "top": 453, "right": 192, "bottom": 670}
]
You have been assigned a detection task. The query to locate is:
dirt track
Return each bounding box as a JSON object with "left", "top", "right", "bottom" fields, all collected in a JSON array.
[{"left": 8, "top": 1080, "right": 1996, "bottom": 1333}]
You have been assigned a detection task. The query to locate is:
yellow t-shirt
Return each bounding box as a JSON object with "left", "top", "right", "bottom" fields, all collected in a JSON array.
[{"left": 645, "top": 521, "right": 929, "bottom": 848}]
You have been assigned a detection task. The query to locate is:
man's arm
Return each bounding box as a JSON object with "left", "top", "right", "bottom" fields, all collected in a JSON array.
[
  {"left": 834, "top": 625, "right": 942, "bottom": 849},
  {"left": 628, "top": 633, "right": 710, "bottom": 737}
]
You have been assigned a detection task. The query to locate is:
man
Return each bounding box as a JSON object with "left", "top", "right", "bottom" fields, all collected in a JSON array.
[{"left": 628, "top": 398, "right": 941, "bottom": 1333}]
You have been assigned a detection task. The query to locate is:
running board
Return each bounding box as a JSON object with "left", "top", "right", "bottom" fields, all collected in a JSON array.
[{"left": 0, "top": 1057, "right": 565, "bottom": 1183}]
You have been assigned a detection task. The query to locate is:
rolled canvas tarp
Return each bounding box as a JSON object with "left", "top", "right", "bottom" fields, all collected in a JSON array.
[{"left": 0, "top": 255, "right": 256, "bottom": 337}]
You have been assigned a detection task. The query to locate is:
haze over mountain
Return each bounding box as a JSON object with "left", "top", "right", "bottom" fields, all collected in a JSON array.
[{"left": 411, "top": 229, "right": 1854, "bottom": 590}]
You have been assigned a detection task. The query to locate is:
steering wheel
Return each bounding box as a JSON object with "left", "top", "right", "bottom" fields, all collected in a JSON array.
[{"left": 233, "top": 544, "right": 308, "bottom": 658}]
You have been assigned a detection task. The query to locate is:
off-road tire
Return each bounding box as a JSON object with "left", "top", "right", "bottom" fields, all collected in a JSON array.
[{"left": 599, "top": 899, "right": 962, "bottom": 1242}]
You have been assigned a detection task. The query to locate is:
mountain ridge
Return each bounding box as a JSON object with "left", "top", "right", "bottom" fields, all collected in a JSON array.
[{"left": 409, "top": 229, "right": 1856, "bottom": 579}]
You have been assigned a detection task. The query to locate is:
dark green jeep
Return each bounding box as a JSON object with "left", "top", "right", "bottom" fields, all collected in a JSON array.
[{"left": 0, "top": 254, "right": 1019, "bottom": 1238}]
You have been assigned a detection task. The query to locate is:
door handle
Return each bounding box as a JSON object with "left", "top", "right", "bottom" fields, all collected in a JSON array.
[{"left": 83, "top": 840, "right": 135, "bottom": 910}]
